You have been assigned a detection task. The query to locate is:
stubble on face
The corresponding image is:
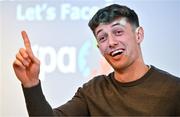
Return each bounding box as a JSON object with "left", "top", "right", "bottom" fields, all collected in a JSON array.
[
  {"left": 96, "top": 18, "right": 140, "bottom": 71},
  {"left": 96, "top": 18, "right": 128, "bottom": 55}
]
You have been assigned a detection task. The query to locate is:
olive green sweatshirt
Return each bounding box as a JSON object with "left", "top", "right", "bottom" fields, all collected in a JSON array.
[{"left": 23, "top": 65, "right": 180, "bottom": 116}]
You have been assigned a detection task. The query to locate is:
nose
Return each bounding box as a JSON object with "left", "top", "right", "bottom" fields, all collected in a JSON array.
[{"left": 108, "top": 35, "right": 118, "bottom": 48}]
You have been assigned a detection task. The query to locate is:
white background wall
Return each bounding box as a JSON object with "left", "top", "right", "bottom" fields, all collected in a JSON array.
[
  {"left": 0, "top": 2, "right": 2, "bottom": 116},
  {"left": 1, "top": 0, "right": 180, "bottom": 117}
]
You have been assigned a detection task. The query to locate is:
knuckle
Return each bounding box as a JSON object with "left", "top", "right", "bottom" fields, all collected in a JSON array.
[
  {"left": 13, "top": 60, "right": 19, "bottom": 66},
  {"left": 19, "top": 49, "right": 28, "bottom": 58},
  {"left": 16, "top": 53, "right": 20, "bottom": 58},
  {"left": 19, "top": 48, "right": 24, "bottom": 52},
  {"left": 13, "top": 60, "right": 16, "bottom": 65}
]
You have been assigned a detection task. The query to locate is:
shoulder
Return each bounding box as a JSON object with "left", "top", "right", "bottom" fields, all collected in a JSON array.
[
  {"left": 84, "top": 73, "right": 113, "bottom": 86},
  {"left": 150, "top": 65, "right": 180, "bottom": 84},
  {"left": 81, "top": 72, "right": 113, "bottom": 91}
]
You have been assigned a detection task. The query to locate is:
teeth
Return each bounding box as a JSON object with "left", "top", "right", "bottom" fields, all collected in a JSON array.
[{"left": 111, "top": 49, "right": 124, "bottom": 56}]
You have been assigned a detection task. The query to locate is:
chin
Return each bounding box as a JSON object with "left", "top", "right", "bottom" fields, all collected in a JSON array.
[
  {"left": 111, "top": 59, "right": 132, "bottom": 71},
  {"left": 109, "top": 62, "right": 124, "bottom": 70},
  {"left": 113, "top": 65, "right": 126, "bottom": 71},
  {"left": 104, "top": 55, "right": 130, "bottom": 70}
]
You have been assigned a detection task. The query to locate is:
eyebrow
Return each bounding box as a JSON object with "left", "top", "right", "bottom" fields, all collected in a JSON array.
[
  {"left": 111, "top": 22, "right": 123, "bottom": 27},
  {"left": 96, "top": 29, "right": 103, "bottom": 36},
  {"left": 96, "top": 22, "right": 124, "bottom": 36}
]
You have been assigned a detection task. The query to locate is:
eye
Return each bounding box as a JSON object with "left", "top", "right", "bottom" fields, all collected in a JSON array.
[
  {"left": 98, "top": 36, "right": 106, "bottom": 42},
  {"left": 97, "top": 34, "right": 107, "bottom": 43},
  {"left": 114, "top": 30, "right": 123, "bottom": 36}
]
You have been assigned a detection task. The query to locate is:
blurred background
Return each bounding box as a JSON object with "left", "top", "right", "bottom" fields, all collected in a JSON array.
[{"left": 0, "top": 0, "right": 180, "bottom": 116}]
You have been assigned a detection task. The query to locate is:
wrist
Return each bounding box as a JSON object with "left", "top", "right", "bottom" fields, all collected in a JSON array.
[{"left": 22, "top": 79, "right": 40, "bottom": 88}]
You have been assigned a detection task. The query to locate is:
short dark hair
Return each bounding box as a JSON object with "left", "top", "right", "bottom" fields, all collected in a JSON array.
[{"left": 88, "top": 4, "right": 139, "bottom": 33}]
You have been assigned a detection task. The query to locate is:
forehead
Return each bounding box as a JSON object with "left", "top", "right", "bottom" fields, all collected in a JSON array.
[{"left": 95, "top": 17, "right": 128, "bottom": 35}]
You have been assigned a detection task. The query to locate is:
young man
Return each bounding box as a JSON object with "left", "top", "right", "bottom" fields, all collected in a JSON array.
[{"left": 13, "top": 4, "right": 180, "bottom": 116}]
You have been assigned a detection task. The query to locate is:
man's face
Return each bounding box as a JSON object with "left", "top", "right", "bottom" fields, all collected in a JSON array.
[{"left": 95, "top": 18, "right": 143, "bottom": 71}]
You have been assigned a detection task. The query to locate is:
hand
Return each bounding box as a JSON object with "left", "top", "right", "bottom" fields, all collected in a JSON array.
[{"left": 13, "top": 31, "right": 40, "bottom": 88}]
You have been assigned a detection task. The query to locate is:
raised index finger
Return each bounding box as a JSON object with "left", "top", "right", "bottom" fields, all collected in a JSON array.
[{"left": 21, "top": 31, "right": 32, "bottom": 50}]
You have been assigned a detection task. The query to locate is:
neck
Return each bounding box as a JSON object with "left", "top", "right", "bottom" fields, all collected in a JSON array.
[{"left": 114, "top": 59, "right": 149, "bottom": 83}]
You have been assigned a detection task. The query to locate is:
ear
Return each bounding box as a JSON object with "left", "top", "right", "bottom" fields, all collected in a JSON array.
[
  {"left": 97, "top": 44, "right": 102, "bottom": 54},
  {"left": 97, "top": 44, "right": 99, "bottom": 49},
  {"left": 97, "top": 44, "right": 105, "bottom": 55},
  {"left": 135, "top": 27, "right": 144, "bottom": 44}
]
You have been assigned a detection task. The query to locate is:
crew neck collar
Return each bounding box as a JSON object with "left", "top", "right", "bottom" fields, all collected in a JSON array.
[{"left": 110, "top": 65, "right": 154, "bottom": 87}]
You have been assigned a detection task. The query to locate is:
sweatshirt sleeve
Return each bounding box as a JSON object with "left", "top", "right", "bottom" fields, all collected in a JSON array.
[
  {"left": 22, "top": 81, "right": 54, "bottom": 116},
  {"left": 22, "top": 81, "right": 89, "bottom": 116},
  {"left": 53, "top": 87, "right": 89, "bottom": 116}
]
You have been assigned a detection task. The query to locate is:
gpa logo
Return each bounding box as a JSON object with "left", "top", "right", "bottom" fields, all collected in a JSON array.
[{"left": 32, "top": 39, "right": 112, "bottom": 80}]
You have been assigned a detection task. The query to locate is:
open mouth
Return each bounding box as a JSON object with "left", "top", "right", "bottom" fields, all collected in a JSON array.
[{"left": 110, "top": 49, "right": 124, "bottom": 57}]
